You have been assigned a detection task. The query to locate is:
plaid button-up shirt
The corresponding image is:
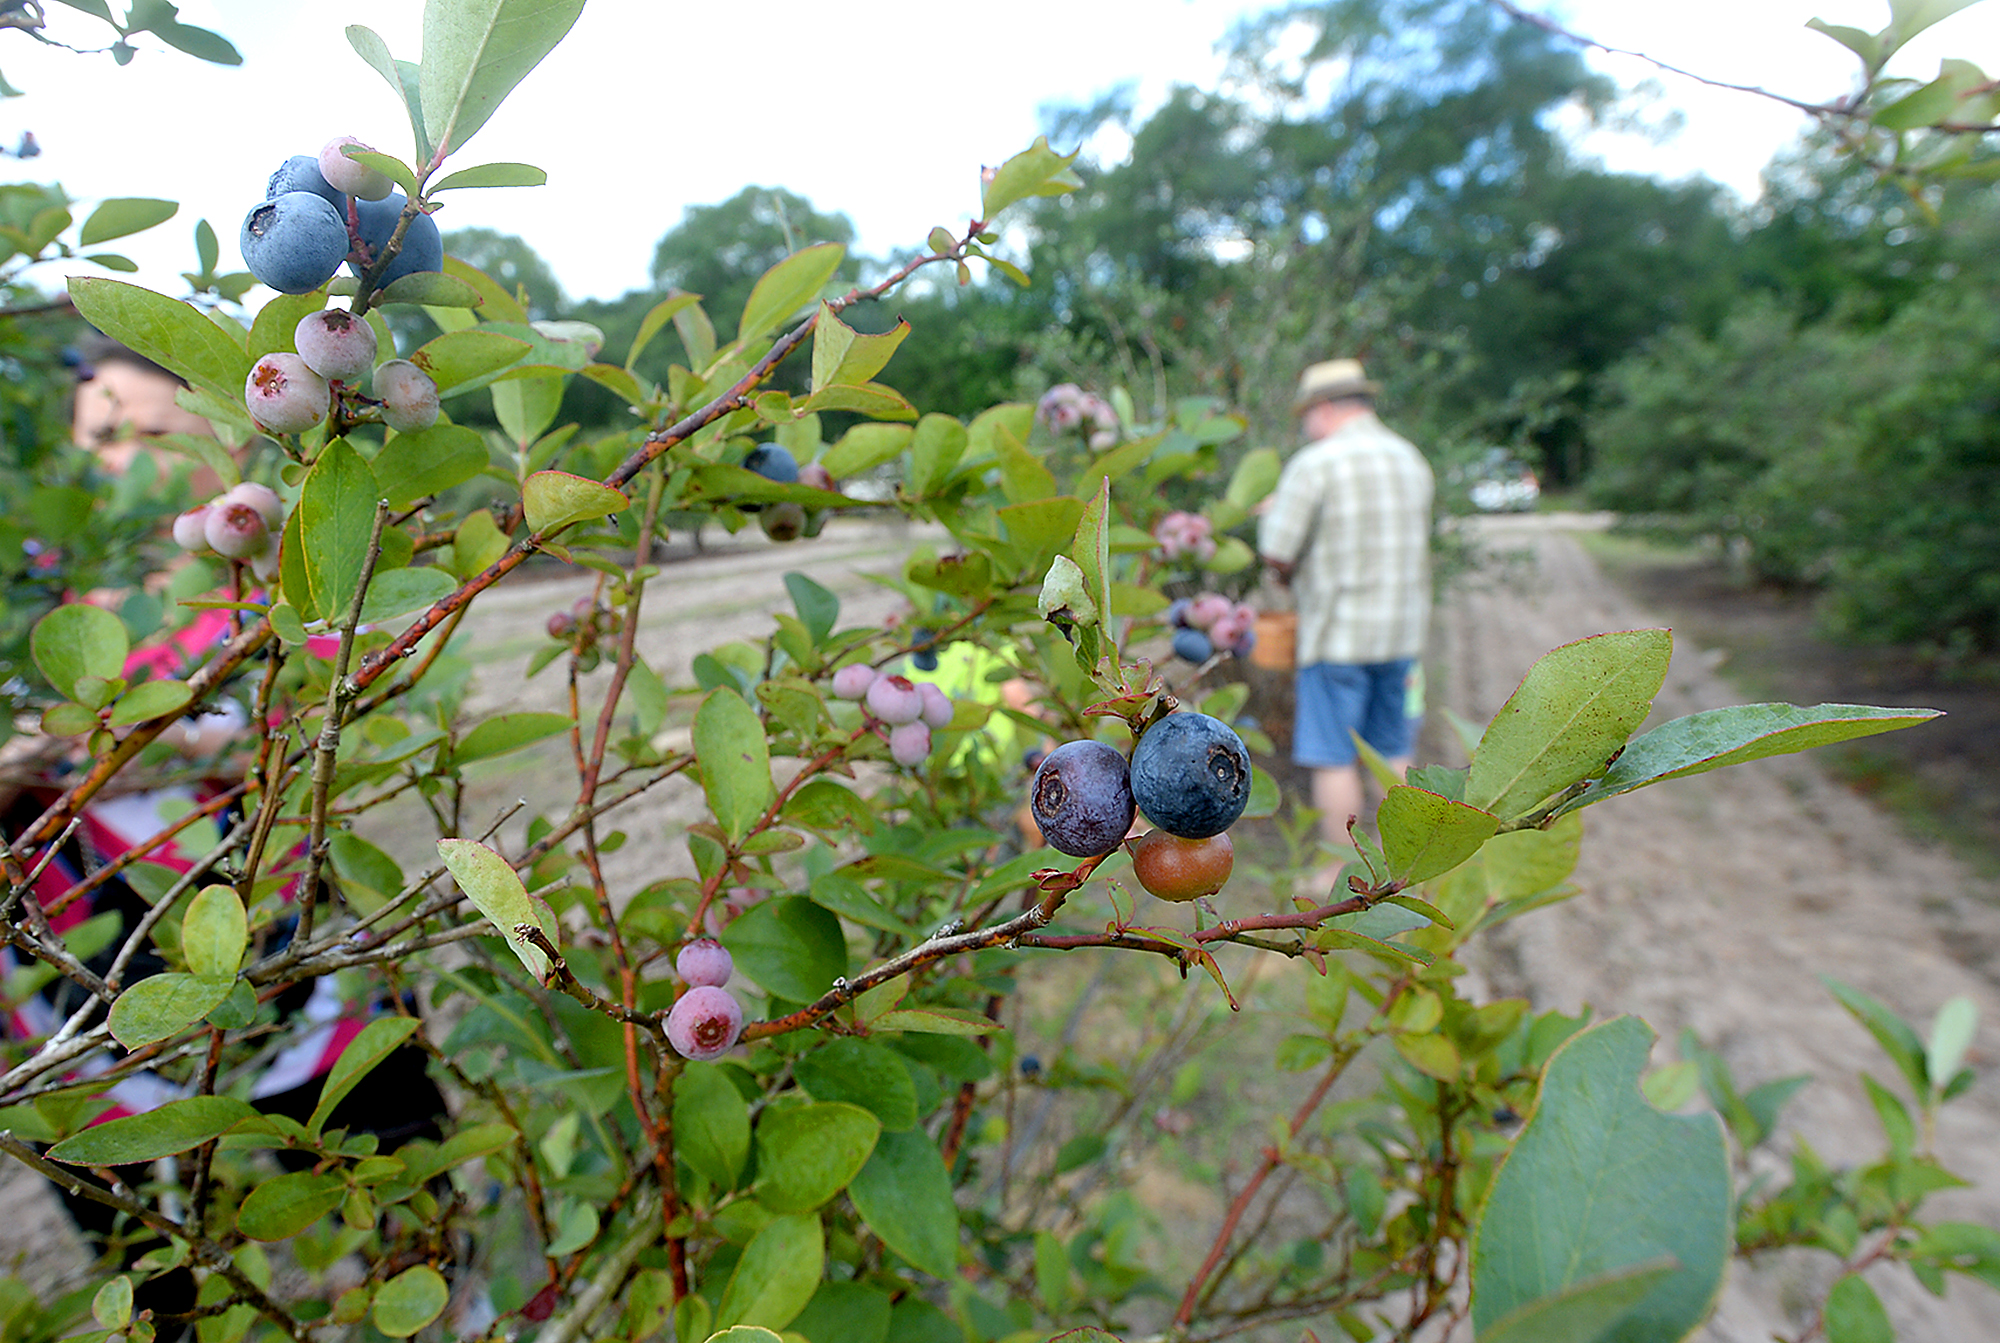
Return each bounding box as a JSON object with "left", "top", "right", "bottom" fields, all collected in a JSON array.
[{"left": 1257, "top": 412, "right": 1434, "bottom": 665}]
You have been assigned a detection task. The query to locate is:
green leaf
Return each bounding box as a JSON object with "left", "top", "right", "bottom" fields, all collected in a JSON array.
[
  {"left": 1464, "top": 629, "right": 1671, "bottom": 821},
  {"left": 92, "top": 1276, "right": 133, "bottom": 1330},
  {"left": 980, "top": 135, "right": 1084, "bottom": 218},
  {"left": 1823, "top": 977, "right": 1930, "bottom": 1099},
  {"left": 906, "top": 413, "right": 968, "bottom": 497},
  {"left": 346, "top": 26, "right": 430, "bottom": 161},
  {"left": 47, "top": 1096, "right": 259, "bottom": 1166},
  {"left": 108, "top": 972, "right": 234, "bottom": 1048},
  {"left": 409, "top": 328, "right": 530, "bottom": 392},
  {"left": 436, "top": 838, "right": 555, "bottom": 982},
  {"left": 811, "top": 303, "right": 909, "bottom": 389},
  {"left": 738, "top": 242, "right": 844, "bottom": 344},
  {"left": 39, "top": 702, "right": 97, "bottom": 736},
  {"left": 995, "top": 422, "right": 1057, "bottom": 503},
  {"left": 430, "top": 161, "right": 548, "bottom": 191},
  {"left": 358, "top": 566, "right": 456, "bottom": 625},
  {"left": 67, "top": 276, "right": 249, "bottom": 407},
  {"left": 1928, "top": 997, "right": 1978, "bottom": 1100},
  {"left": 421, "top": 0, "right": 587, "bottom": 154},
  {"left": 1378, "top": 786, "right": 1499, "bottom": 885},
  {"left": 1476, "top": 1261, "right": 1681, "bottom": 1343},
  {"left": 783, "top": 572, "right": 839, "bottom": 644},
  {"left": 873, "top": 1007, "right": 1003, "bottom": 1036},
  {"left": 493, "top": 370, "right": 567, "bottom": 446},
  {"left": 344, "top": 148, "right": 420, "bottom": 199},
  {"left": 1225, "top": 446, "right": 1280, "bottom": 508},
  {"left": 181, "top": 884, "right": 246, "bottom": 979},
  {"left": 31, "top": 602, "right": 127, "bottom": 702},
  {"left": 238, "top": 1170, "right": 346, "bottom": 1241},
  {"left": 819, "top": 422, "right": 912, "bottom": 479},
  {"left": 794, "top": 1039, "right": 918, "bottom": 1130},
  {"left": 628, "top": 291, "right": 701, "bottom": 370},
  {"left": 522, "top": 469, "right": 629, "bottom": 533},
  {"left": 673, "top": 1061, "right": 750, "bottom": 1190},
  {"left": 372, "top": 1265, "right": 449, "bottom": 1338},
  {"left": 715, "top": 1212, "right": 822, "bottom": 1331},
  {"left": 308, "top": 1016, "right": 422, "bottom": 1136},
  {"left": 375, "top": 270, "right": 485, "bottom": 307},
  {"left": 1471, "top": 1016, "right": 1729, "bottom": 1343},
  {"left": 1561, "top": 703, "right": 1943, "bottom": 817},
  {"left": 369, "top": 423, "right": 488, "bottom": 510},
  {"left": 146, "top": 19, "right": 240, "bottom": 65},
  {"left": 453, "top": 710, "right": 574, "bottom": 764},
  {"left": 788, "top": 1282, "right": 892, "bottom": 1343},
  {"left": 1824, "top": 1273, "right": 1894, "bottom": 1343},
  {"left": 720, "top": 897, "right": 846, "bottom": 1003},
  {"left": 847, "top": 1127, "right": 960, "bottom": 1278},
  {"left": 448, "top": 506, "right": 511, "bottom": 578},
  {"left": 1073, "top": 478, "right": 1114, "bottom": 631},
  {"left": 1807, "top": 19, "right": 1885, "bottom": 67},
  {"left": 297, "top": 439, "right": 381, "bottom": 624},
  {"left": 693, "top": 689, "right": 774, "bottom": 844},
  {"left": 754, "top": 1102, "right": 881, "bottom": 1213},
  {"left": 78, "top": 197, "right": 176, "bottom": 247}
]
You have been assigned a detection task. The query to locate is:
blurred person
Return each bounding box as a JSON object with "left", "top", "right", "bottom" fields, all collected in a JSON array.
[{"left": 1257, "top": 359, "right": 1434, "bottom": 877}]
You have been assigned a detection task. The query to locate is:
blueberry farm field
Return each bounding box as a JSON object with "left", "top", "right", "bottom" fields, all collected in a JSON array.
[{"left": 5, "top": 511, "right": 1999, "bottom": 1340}]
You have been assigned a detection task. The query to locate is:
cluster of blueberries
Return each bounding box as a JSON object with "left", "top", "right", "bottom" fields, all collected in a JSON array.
[
  {"left": 1030, "top": 712, "right": 1252, "bottom": 900},
  {"left": 830, "top": 663, "right": 956, "bottom": 767},
  {"left": 666, "top": 938, "right": 743, "bottom": 1061},
  {"left": 1167, "top": 592, "right": 1259, "bottom": 664},
  {"left": 241, "top": 306, "right": 440, "bottom": 439},
  {"left": 240, "top": 137, "right": 443, "bottom": 295}
]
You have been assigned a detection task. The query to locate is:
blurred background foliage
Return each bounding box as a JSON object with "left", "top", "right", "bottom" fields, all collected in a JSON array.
[{"left": 8, "top": 0, "right": 1999, "bottom": 657}]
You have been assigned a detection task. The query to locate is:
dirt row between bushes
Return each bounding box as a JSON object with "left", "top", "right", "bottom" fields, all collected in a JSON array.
[{"left": 1433, "top": 512, "right": 2000, "bottom": 1341}]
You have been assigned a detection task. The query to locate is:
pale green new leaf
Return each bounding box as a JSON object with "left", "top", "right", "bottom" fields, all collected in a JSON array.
[
  {"left": 522, "top": 469, "right": 628, "bottom": 533},
  {"left": 436, "top": 838, "right": 555, "bottom": 982},
  {"left": 430, "top": 161, "right": 548, "bottom": 191},
  {"left": 738, "top": 243, "right": 844, "bottom": 345},
  {"left": 421, "top": 0, "right": 586, "bottom": 154},
  {"left": 346, "top": 26, "right": 431, "bottom": 162},
  {"left": 811, "top": 303, "right": 909, "bottom": 390},
  {"left": 980, "top": 136, "right": 1084, "bottom": 218}
]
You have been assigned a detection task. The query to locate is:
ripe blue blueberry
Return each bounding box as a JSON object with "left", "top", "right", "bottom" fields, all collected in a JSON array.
[
  {"left": 1030, "top": 739, "right": 1136, "bottom": 857},
  {"left": 1172, "top": 627, "right": 1214, "bottom": 663},
  {"left": 240, "top": 191, "right": 349, "bottom": 295},
  {"left": 910, "top": 627, "right": 939, "bottom": 672},
  {"left": 744, "top": 443, "right": 799, "bottom": 483},
  {"left": 1129, "top": 712, "right": 1251, "bottom": 839},
  {"left": 266, "top": 155, "right": 347, "bottom": 211},
  {"left": 349, "top": 192, "right": 443, "bottom": 289}
]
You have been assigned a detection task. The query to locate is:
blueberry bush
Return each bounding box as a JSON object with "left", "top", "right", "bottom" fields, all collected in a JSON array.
[{"left": 0, "top": 3, "right": 1996, "bottom": 1342}]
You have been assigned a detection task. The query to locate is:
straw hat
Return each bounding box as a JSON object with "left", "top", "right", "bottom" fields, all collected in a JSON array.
[{"left": 1291, "top": 359, "right": 1380, "bottom": 411}]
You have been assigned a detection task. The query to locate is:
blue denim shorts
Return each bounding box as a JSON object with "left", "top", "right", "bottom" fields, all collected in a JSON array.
[{"left": 1293, "top": 659, "right": 1419, "bottom": 768}]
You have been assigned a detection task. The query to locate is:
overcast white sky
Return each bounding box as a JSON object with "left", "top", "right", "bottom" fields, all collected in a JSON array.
[{"left": 4, "top": 0, "right": 1998, "bottom": 306}]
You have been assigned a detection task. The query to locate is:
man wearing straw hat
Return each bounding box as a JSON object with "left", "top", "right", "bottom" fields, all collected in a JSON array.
[{"left": 1258, "top": 358, "right": 1434, "bottom": 872}]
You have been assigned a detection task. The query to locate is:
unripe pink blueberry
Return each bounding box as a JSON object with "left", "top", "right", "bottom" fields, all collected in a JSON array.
[
  {"left": 798, "top": 461, "right": 836, "bottom": 493},
  {"left": 831, "top": 663, "right": 878, "bottom": 700},
  {"left": 374, "top": 359, "right": 440, "bottom": 433},
  {"left": 294, "top": 308, "right": 379, "bottom": 382},
  {"left": 666, "top": 985, "right": 744, "bottom": 1060},
  {"left": 172, "top": 506, "right": 212, "bottom": 552},
  {"left": 204, "top": 499, "right": 272, "bottom": 559},
  {"left": 245, "top": 352, "right": 330, "bottom": 435},
  {"left": 864, "top": 673, "right": 925, "bottom": 726},
  {"left": 889, "top": 720, "right": 933, "bottom": 767},
  {"left": 223, "top": 481, "right": 284, "bottom": 528},
  {"left": 917, "top": 682, "right": 953, "bottom": 729},
  {"left": 249, "top": 536, "right": 283, "bottom": 585},
  {"left": 675, "top": 937, "right": 733, "bottom": 988},
  {"left": 1186, "top": 593, "right": 1233, "bottom": 630},
  {"left": 318, "top": 136, "right": 394, "bottom": 201}
]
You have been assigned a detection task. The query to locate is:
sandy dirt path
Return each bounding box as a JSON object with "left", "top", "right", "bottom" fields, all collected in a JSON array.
[{"left": 1434, "top": 513, "right": 2000, "bottom": 1341}]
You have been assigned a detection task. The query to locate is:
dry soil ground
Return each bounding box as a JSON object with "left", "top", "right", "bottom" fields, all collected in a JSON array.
[{"left": 6, "top": 511, "right": 2000, "bottom": 1342}]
